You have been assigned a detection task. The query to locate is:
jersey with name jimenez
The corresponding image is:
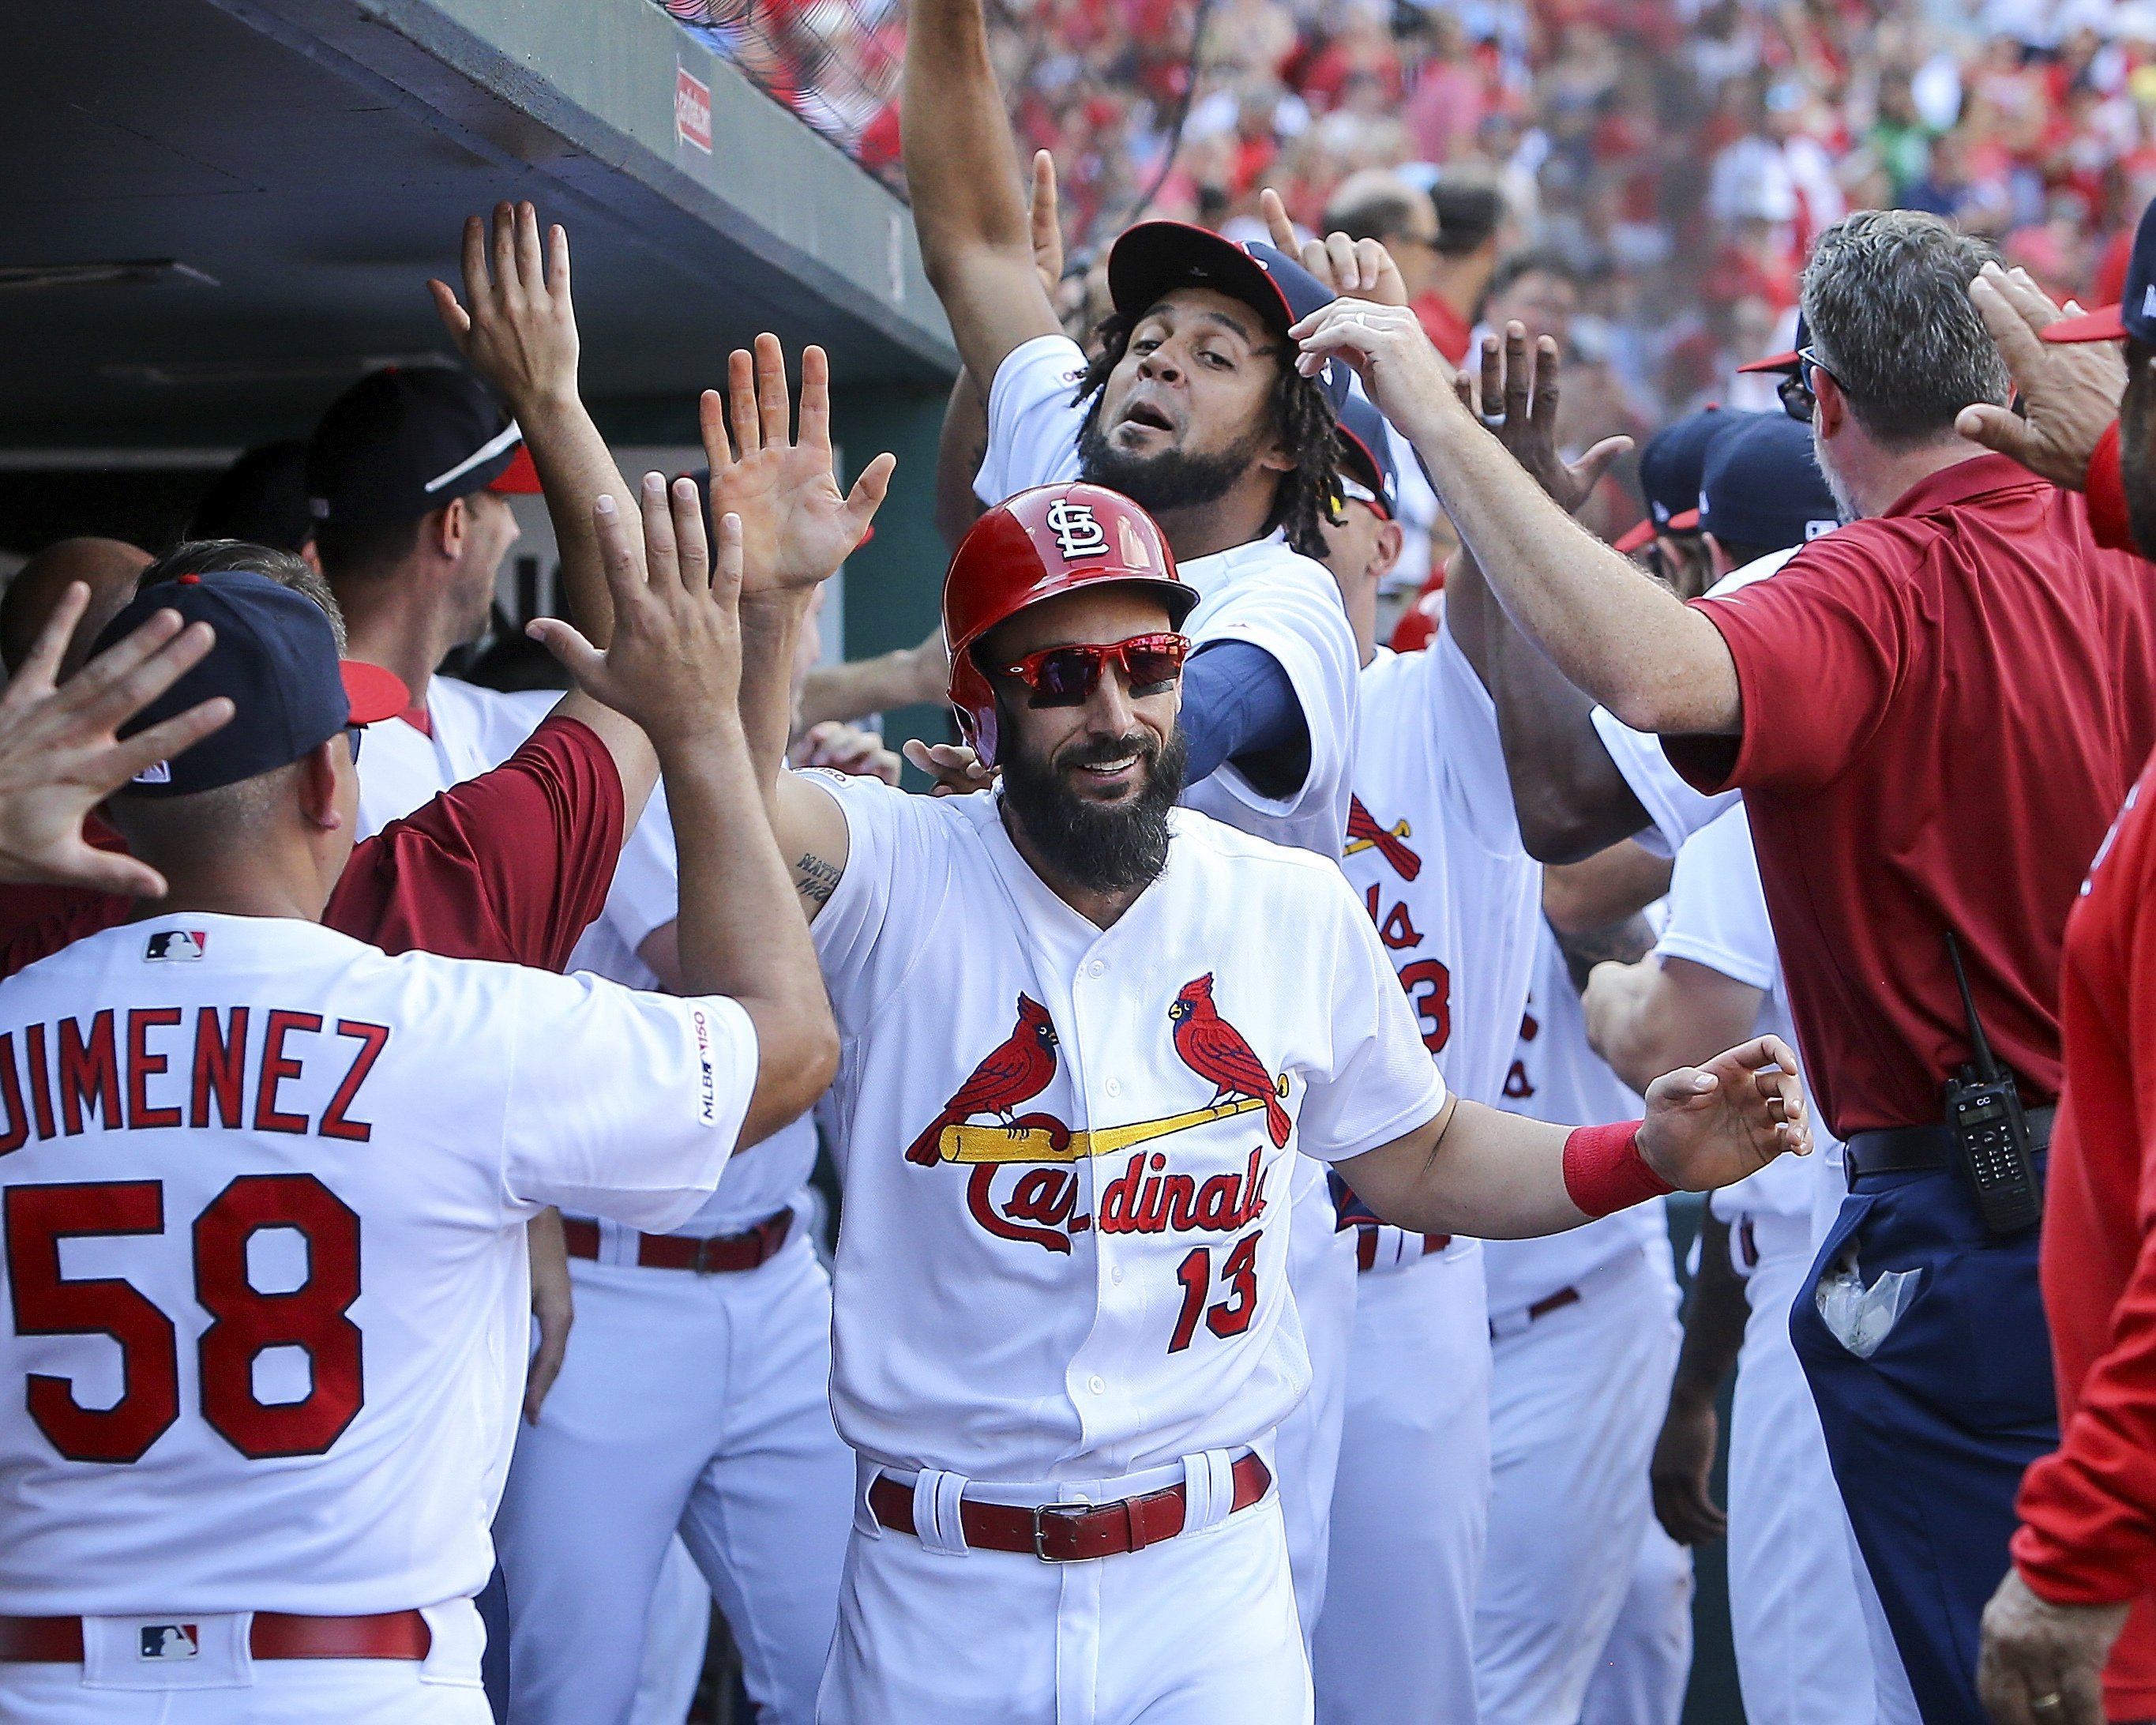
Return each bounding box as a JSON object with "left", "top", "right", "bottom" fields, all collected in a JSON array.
[
  {"left": 1482, "top": 921, "right": 1666, "bottom": 1316},
  {"left": 975, "top": 333, "right": 1361, "bottom": 862},
  {"left": 566, "top": 780, "right": 819, "bottom": 1238},
  {"left": 809, "top": 773, "right": 1444, "bottom": 1482},
  {"left": 0, "top": 914, "right": 753, "bottom": 1618}
]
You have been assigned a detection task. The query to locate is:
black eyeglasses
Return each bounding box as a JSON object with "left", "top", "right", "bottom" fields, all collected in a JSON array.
[
  {"left": 345, "top": 723, "right": 365, "bottom": 764},
  {"left": 1778, "top": 346, "right": 1835, "bottom": 423}
]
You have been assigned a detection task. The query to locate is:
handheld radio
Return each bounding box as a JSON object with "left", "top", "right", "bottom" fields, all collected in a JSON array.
[{"left": 1942, "top": 932, "right": 2043, "bottom": 1236}]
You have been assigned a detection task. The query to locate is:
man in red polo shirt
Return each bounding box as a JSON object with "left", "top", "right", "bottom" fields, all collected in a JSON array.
[
  {"left": 1292, "top": 208, "right": 2156, "bottom": 1725},
  {"left": 1952, "top": 201, "right": 2156, "bottom": 1725}
]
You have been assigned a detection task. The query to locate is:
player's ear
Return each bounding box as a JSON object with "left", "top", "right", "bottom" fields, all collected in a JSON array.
[
  {"left": 1373, "top": 520, "right": 1404, "bottom": 582},
  {"left": 295, "top": 737, "right": 347, "bottom": 832}
]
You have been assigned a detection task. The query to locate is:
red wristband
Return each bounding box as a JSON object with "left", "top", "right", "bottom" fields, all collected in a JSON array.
[
  {"left": 1563, "top": 1120, "right": 1673, "bottom": 1218},
  {"left": 2085, "top": 420, "right": 2137, "bottom": 554}
]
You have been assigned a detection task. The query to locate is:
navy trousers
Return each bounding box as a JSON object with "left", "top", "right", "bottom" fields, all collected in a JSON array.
[{"left": 1790, "top": 1163, "right": 2056, "bottom": 1725}]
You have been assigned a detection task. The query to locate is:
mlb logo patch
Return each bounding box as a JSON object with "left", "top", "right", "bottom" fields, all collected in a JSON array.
[
  {"left": 145, "top": 930, "right": 207, "bottom": 963},
  {"left": 138, "top": 1623, "right": 198, "bottom": 1660},
  {"left": 131, "top": 760, "right": 171, "bottom": 786}
]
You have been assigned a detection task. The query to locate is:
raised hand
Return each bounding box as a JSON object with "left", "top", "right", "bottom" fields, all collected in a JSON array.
[
  {"left": 531, "top": 475, "right": 743, "bottom": 746},
  {"left": 1636, "top": 1034, "right": 1809, "bottom": 1191},
  {"left": 794, "top": 721, "right": 903, "bottom": 787},
  {"left": 0, "top": 585, "right": 231, "bottom": 896},
  {"left": 900, "top": 737, "right": 996, "bottom": 797},
  {"left": 1958, "top": 262, "right": 2127, "bottom": 490},
  {"left": 1290, "top": 298, "right": 1458, "bottom": 444},
  {"left": 1468, "top": 324, "right": 1633, "bottom": 518},
  {"left": 1261, "top": 189, "right": 1407, "bottom": 306},
  {"left": 430, "top": 201, "right": 580, "bottom": 414},
  {"left": 1028, "top": 150, "right": 1065, "bottom": 303},
  {"left": 700, "top": 335, "right": 897, "bottom": 599}
]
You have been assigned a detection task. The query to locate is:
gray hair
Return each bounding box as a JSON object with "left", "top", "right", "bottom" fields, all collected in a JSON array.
[
  {"left": 140, "top": 539, "right": 347, "bottom": 652},
  {"left": 1800, "top": 210, "right": 2009, "bottom": 450}
]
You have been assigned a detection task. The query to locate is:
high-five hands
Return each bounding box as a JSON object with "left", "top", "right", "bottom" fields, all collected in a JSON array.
[
  {"left": 0, "top": 586, "right": 231, "bottom": 897},
  {"left": 701, "top": 335, "right": 896, "bottom": 600},
  {"left": 1958, "top": 262, "right": 2127, "bottom": 491},
  {"left": 1260, "top": 189, "right": 1407, "bottom": 305},
  {"left": 430, "top": 201, "right": 580, "bottom": 414},
  {"left": 1467, "top": 325, "right": 1633, "bottom": 517},
  {"left": 532, "top": 477, "right": 745, "bottom": 746},
  {"left": 1636, "top": 1035, "right": 1810, "bottom": 1191}
]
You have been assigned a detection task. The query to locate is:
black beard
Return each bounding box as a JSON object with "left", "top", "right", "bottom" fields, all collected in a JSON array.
[
  {"left": 1076, "top": 396, "right": 1255, "bottom": 516},
  {"left": 998, "top": 707, "right": 1188, "bottom": 895},
  {"left": 2123, "top": 361, "right": 2156, "bottom": 562}
]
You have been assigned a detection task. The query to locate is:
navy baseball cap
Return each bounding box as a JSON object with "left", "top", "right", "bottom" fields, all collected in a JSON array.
[
  {"left": 1106, "top": 224, "right": 1353, "bottom": 408},
  {"left": 1697, "top": 412, "right": 1839, "bottom": 552},
  {"left": 306, "top": 366, "right": 542, "bottom": 527},
  {"left": 2044, "top": 201, "right": 2156, "bottom": 345},
  {"left": 92, "top": 570, "right": 408, "bottom": 798},
  {"left": 1613, "top": 407, "right": 1737, "bottom": 552},
  {"left": 1334, "top": 391, "right": 1399, "bottom": 519}
]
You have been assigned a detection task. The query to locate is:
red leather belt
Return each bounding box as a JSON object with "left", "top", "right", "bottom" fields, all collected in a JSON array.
[
  {"left": 1351, "top": 1227, "right": 1452, "bottom": 1272},
  {"left": 867, "top": 1453, "right": 1271, "bottom": 1562},
  {"left": 0, "top": 1610, "right": 431, "bottom": 1662},
  {"left": 562, "top": 1207, "right": 792, "bottom": 1275}
]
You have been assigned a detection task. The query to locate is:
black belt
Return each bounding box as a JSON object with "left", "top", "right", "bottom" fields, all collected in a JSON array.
[{"left": 1844, "top": 1105, "right": 2053, "bottom": 1185}]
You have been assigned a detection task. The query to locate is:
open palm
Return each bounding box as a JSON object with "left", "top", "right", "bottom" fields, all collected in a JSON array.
[
  {"left": 1636, "top": 1034, "right": 1809, "bottom": 1191},
  {"left": 701, "top": 334, "right": 895, "bottom": 599}
]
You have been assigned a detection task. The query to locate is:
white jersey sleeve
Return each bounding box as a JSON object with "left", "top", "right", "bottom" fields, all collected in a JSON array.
[
  {"left": 806, "top": 770, "right": 964, "bottom": 1033},
  {"left": 1294, "top": 872, "right": 1452, "bottom": 1161},
  {"left": 1655, "top": 806, "right": 1776, "bottom": 993},
  {"left": 499, "top": 969, "right": 759, "bottom": 1230},
  {"left": 975, "top": 333, "right": 1090, "bottom": 504},
  {"left": 601, "top": 780, "right": 680, "bottom": 957}
]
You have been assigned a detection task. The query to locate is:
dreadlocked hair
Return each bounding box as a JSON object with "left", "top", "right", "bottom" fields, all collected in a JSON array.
[{"left": 1074, "top": 311, "right": 1343, "bottom": 562}]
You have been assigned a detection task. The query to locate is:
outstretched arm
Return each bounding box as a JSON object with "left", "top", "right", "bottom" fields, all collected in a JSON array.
[
  {"left": 0, "top": 588, "right": 230, "bottom": 896},
  {"left": 1334, "top": 1035, "right": 1806, "bottom": 1238},
  {"left": 1295, "top": 299, "right": 1741, "bottom": 736},
  {"left": 903, "top": 0, "right": 1063, "bottom": 388},
  {"left": 430, "top": 202, "right": 659, "bottom": 815},
  {"left": 537, "top": 481, "right": 836, "bottom": 1143},
  {"left": 1584, "top": 952, "right": 1767, "bottom": 1098}
]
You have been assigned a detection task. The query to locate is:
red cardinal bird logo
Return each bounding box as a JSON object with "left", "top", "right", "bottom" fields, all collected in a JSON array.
[
  {"left": 905, "top": 994, "right": 1061, "bottom": 1165},
  {"left": 1168, "top": 974, "right": 1290, "bottom": 1148},
  {"left": 1345, "top": 795, "right": 1422, "bottom": 881}
]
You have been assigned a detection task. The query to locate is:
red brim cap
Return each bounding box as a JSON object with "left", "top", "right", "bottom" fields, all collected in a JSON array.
[
  {"left": 2041, "top": 303, "right": 2127, "bottom": 344},
  {"left": 341, "top": 660, "right": 410, "bottom": 724},
  {"left": 486, "top": 443, "right": 544, "bottom": 494},
  {"left": 1666, "top": 507, "right": 1701, "bottom": 532},
  {"left": 1737, "top": 349, "right": 1801, "bottom": 374},
  {"left": 1612, "top": 518, "right": 1656, "bottom": 554}
]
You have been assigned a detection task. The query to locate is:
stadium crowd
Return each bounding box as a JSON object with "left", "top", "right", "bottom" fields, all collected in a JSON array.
[{"left": 13, "top": 3, "right": 2156, "bottom": 1725}]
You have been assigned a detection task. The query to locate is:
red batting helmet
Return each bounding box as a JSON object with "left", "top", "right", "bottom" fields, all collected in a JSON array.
[{"left": 944, "top": 483, "right": 1197, "bottom": 767}]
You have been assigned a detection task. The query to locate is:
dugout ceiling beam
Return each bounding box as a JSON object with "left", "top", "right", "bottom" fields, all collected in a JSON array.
[{"left": 0, "top": 0, "right": 956, "bottom": 453}]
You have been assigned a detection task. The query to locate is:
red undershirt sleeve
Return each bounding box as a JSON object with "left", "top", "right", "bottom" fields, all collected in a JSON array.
[
  {"left": 1659, "top": 537, "right": 1913, "bottom": 799},
  {"left": 2085, "top": 422, "right": 2139, "bottom": 557},
  {"left": 325, "top": 716, "right": 626, "bottom": 969},
  {"left": 2013, "top": 855, "right": 2156, "bottom": 1606}
]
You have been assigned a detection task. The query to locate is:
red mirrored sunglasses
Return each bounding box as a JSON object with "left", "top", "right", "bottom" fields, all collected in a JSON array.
[{"left": 999, "top": 632, "right": 1192, "bottom": 707}]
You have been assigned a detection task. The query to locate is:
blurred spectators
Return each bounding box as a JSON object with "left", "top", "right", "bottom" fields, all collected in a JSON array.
[{"left": 659, "top": 0, "right": 2156, "bottom": 467}]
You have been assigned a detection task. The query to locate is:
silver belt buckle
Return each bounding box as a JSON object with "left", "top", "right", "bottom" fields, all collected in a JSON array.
[{"left": 1030, "top": 1500, "right": 1092, "bottom": 1562}]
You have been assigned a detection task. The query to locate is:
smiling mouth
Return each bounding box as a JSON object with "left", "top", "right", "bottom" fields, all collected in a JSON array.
[{"left": 1076, "top": 754, "right": 1140, "bottom": 777}]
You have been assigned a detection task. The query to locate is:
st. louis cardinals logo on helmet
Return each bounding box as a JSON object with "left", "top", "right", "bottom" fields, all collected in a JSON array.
[
  {"left": 941, "top": 483, "right": 1197, "bottom": 769},
  {"left": 905, "top": 975, "right": 1287, "bottom": 1256}
]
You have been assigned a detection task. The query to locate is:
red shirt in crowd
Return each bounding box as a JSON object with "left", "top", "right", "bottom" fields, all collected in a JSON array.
[
  {"left": 1411, "top": 290, "right": 1475, "bottom": 366},
  {"left": 0, "top": 716, "right": 623, "bottom": 980},
  {"left": 1667, "top": 453, "right": 2156, "bottom": 1137},
  {"left": 2013, "top": 750, "right": 2156, "bottom": 1717}
]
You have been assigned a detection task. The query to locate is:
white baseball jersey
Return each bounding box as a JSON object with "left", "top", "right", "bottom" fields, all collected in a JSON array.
[
  {"left": 355, "top": 675, "right": 562, "bottom": 840},
  {"left": 808, "top": 774, "right": 1444, "bottom": 1481},
  {"left": 1482, "top": 922, "right": 1665, "bottom": 1316},
  {"left": 0, "top": 911, "right": 752, "bottom": 1615},
  {"left": 1589, "top": 546, "right": 1805, "bottom": 857},
  {"left": 975, "top": 332, "right": 1360, "bottom": 860},
  {"left": 1656, "top": 806, "right": 1844, "bottom": 1240},
  {"left": 571, "top": 781, "right": 821, "bottom": 1236}
]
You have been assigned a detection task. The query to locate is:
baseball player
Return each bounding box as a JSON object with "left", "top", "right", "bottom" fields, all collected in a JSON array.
[
  {"left": 0, "top": 500, "right": 836, "bottom": 1721},
  {"left": 1585, "top": 805, "right": 1917, "bottom": 1725},
  {"left": 904, "top": 4, "right": 1380, "bottom": 1625},
  {"left": 701, "top": 343, "right": 1808, "bottom": 1719},
  {"left": 1474, "top": 920, "right": 1693, "bottom": 1725},
  {"left": 1310, "top": 394, "right": 1536, "bottom": 1725}
]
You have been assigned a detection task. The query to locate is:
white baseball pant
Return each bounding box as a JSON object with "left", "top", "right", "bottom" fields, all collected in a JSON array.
[
  {"left": 1578, "top": 1517, "right": 1694, "bottom": 1725},
  {"left": 816, "top": 1455, "right": 1311, "bottom": 1724},
  {"left": 1726, "top": 1212, "right": 1912, "bottom": 1725},
  {"left": 1273, "top": 1166, "right": 1360, "bottom": 1650},
  {"left": 629, "top": 1539, "right": 710, "bottom": 1725},
  {"left": 493, "top": 1219, "right": 852, "bottom": 1725},
  {"left": 1313, "top": 1238, "right": 1490, "bottom": 1725},
  {"left": 0, "top": 1601, "right": 489, "bottom": 1723},
  {"left": 1474, "top": 1242, "right": 1683, "bottom": 1725}
]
